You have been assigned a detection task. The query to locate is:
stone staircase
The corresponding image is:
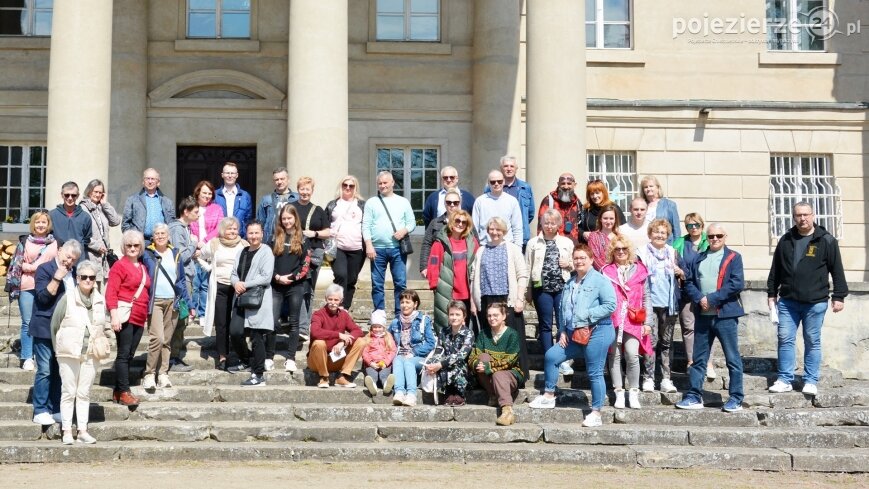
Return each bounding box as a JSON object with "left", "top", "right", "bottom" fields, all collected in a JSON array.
[{"left": 0, "top": 282, "right": 868, "bottom": 470}]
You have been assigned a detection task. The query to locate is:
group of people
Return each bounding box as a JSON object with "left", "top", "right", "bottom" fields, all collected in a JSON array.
[{"left": 5, "top": 156, "right": 848, "bottom": 436}]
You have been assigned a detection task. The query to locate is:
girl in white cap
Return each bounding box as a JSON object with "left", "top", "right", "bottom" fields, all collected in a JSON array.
[{"left": 361, "top": 309, "right": 396, "bottom": 396}]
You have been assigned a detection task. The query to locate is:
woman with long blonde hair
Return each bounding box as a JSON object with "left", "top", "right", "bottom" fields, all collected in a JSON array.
[{"left": 271, "top": 205, "right": 311, "bottom": 373}]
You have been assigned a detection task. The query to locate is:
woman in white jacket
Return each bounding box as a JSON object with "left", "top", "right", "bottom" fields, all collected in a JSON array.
[
  {"left": 470, "top": 216, "right": 530, "bottom": 380},
  {"left": 51, "top": 260, "right": 112, "bottom": 445}
]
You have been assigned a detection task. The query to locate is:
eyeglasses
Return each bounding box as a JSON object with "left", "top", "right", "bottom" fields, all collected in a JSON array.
[
  {"left": 445, "top": 200, "right": 461, "bottom": 207},
  {"left": 685, "top": 223, "right": 702, "bottom": 229},
  {"left": 442, "top": 175, "right": 457, "bottom": 181},
  {"left": 614, "top": 247, "right": 629, "bottom": 253},
  {"left": 489, "top": 179, "right": 504, "bottom": 185},
  {"left": 708, "top": 234, "right": 726, "bottom": 240},
  {"left": 342, "top": 183, "right": 355, "bottom": 189},
  {"left": 78, "top": 275, "right": 96, "bottom": 281},
  {"left": 63, "top": 193, "right": 79, "bottom": 199},
  {"left": 125, "top": 243, "right": 141, "bottom": 249}
]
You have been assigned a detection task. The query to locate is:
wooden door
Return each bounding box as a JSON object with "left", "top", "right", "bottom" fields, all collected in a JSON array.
[{"left": 175, "top": 146, "right": 257, "bottom": 205}]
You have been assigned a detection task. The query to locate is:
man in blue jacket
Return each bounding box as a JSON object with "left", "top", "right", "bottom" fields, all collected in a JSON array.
[
  {"left": 214, "top": 162, "right": 252, "bottom": 238},
  {"left": 48, "top": 182, "right": 92, "bottom": 265},
  {"left": 421, "top": 166, "right": 475, "bottom": 228},
  {"left": 676, "top": 223, "right": 745, "bottom": 413},
  {"left": 498, "top": 156, "right": 535, "bottom": 249},
  {"left": 257, "top": 167, "right": 298, "bottom": 244},
  {"left": 122, "top": 168, "right": 175, "bottom": 242}
]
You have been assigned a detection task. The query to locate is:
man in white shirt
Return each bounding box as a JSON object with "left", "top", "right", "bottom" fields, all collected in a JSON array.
[
  {"left": 472, "top": 170, "right": 523, "bottom": 246},
  {"left": 215, "top": 162, "right": 253, "bottom": 238},
  {"left": 619, "top": 197, "right": 650, "bottom": 252}
]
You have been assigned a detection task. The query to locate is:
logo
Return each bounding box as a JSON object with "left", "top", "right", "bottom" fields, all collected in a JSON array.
[
  {"left": 806, "top": 7, "right": 839, "bottom": 41},
  {"left": 806, "top": 245, "right": 817, "bottom": 258}
]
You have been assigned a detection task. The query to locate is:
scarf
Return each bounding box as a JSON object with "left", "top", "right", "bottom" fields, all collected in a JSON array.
[
  {"left": 27, "top": 234, "right": 56, "bottom": 246},
  {"left": 219, "top": 235, "right": 242, "bottom": 248},
  {"left": 400, "top": 310, "right": 419, "bottom": 326}
]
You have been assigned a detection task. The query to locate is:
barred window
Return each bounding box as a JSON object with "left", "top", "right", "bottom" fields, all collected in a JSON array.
[
  {"left": 0, "top": 145, "right": 47, "bottom": 223},
  {"left": 376, "top": 0, "right": 440, "bottom": 41},
  {"left": 0, "top": 0, "right": 52, "bottom": 36},
  {"left": 769, "top": 154, "right": 842, "bottom": 239},
  {"left": 587, "top": 151, "right": 636, "bottom": 212},
  {"left": 766, "top": 0, "right": 828, "bottom": 52},
  {"left": 376, "top": 146, "right": 440, "bottom": 227}
]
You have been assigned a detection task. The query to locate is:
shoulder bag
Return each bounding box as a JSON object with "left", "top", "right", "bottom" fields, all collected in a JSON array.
[
  {"left": 378, "top": 194, "right": 413, "bottom": 256},
  {"left": 235, "top": 247, "right": 265, "bottom": 310},
  {"left": 116, "top": 265, "right": 147, "bottom": 323}
]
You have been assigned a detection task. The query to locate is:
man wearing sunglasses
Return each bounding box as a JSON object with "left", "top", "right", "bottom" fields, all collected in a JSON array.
[
  {"left": 48, "top": 182, "right": 92, "bottom": 266},
  {"left": 421, "top": 166, "right": 475, "bottom": 228},
  {"left": 676, "top": 224, "right": 745, "bottom": 413},
  {"left": 536, "top": 172, "right": 582, "bottom": 244},
  {"left": 473, "top": 170, "right": 523, "bottom": 246},
  {"left": 767, "top": 202, "right": 847, "bottom": 396}
]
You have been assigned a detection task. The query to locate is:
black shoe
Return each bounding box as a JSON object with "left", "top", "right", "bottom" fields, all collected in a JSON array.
[
  {"left": 216, "top": 359, "right": 227, "bottom": 371},
  {"left": 227, "top": 362, "right": 249, "bottom": 374},
  {"left": 169, "top": 358, "right": 194, "bottom": 373},
  {"left": 241, "top": 374, "right": 266, "bottom": 387}
]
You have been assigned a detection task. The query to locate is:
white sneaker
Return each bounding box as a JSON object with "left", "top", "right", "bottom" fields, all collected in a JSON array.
[
  {"left": 581, "top": 411, "right": 602, "bottom": 427},
  {"left": 77, "top": 431, "right": 97, "bottom": 444},
  {"left": 392, "top": 393, "right": 405, "bottom": 406},
  {"left": 528, "top": 395, "right": 556, "bottom": 409},
  {"left": 613, "top": 389, "right": 625, "bottom": 409},
  {"left": 402, "top": 394, "right": 417, "bottom": 407},
  {"left": 558, "top": 361, "right": 574, "bottom": 376},
  {"left": 769, "top": 380, "right": 793, "bottom": 393},
  {"left": 142, "top": 373, "right": 156, "bottom": 390},
  {"left": 706, "top": 364, "right": 717, "bottom": 380},
  {"left": 802, "top": 383, "right": 818, "bottom": 396},
  {"left": 199, "top": 316, "right": 206, "bottom": 327},
  {"left": 264, "top": 359, "right": 274, "bottom": 372},
  {"left": 660, "top": 378, "right": 677, "bottom": 393},
  {"left": 62, "top": 432, "right": 74, "bottom": 445},
  {"left": 284, "top": 360, "right": 297, "bottom": 373},
  {"left": 158, "top": 374, "right": 172, "bottom": 389},
  {"left": 33, "top": 412, "right": 55, "bottom": 426},
  {"left": 628, "top": 388, "right": 642, "bottom": 409},
  {"left": 642, "top": 378, "right": 655, "bottom": 392},
  {"left": 22, "top": 359, "right": 35, "bottom": 371}
]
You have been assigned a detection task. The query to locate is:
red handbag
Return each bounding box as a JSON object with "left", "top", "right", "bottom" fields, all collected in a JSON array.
[
  {"left": 628, "top": 306, "right": 646, "bottom": 324},
  {"left": 571, "top": 326, "right": 592, "bottom": 345}
]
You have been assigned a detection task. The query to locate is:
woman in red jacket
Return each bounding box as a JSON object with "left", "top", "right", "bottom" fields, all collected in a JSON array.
[{"left": 105, "top": 230, "right": 151, "bottom": 406}]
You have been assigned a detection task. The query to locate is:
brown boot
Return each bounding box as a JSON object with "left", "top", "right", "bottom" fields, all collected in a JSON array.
[
  {"left": 496, "top": 405, "right": 515, "bottom": 426},
  {"left": 117, "top": 391, "right": 140, "bottom": 406}
]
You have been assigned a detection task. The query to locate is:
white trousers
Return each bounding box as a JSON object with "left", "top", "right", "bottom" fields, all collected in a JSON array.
[{"left": 57, "top": 356, "right": 96, "bottom": 431}]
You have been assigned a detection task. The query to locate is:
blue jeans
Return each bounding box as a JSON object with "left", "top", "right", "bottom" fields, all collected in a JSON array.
[
  {"left": 686, "top": 315, "right": 743, "bottom": 404},
  {"left": 393, "top": 355, "right": 423, "bottom": 395},
  {"left": 371, "top": 247, "right": 407, "bottom": 315},
  {"left": 17, "top": 290, "right": 36, "bottom": 361},
  {"left": 542, "top": 323, "right": 614, "bottom": 410},
  {"left": 32, "top": 337, "right": 61, "bottom": 415},
  {"left": 532, "top": 288, "right": 562, "bottom": 353},
  {"left": 776, "top": 299, "right": 827, "bottom": 385},
  {"left": 192, "top": 263, "right": 210, "bottom": 317}
]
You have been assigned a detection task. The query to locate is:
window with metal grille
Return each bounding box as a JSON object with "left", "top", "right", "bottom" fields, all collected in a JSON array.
[
  {"left": 0, "top": 0, "right": 52, "bottom": 36},
  {"left": 375, "top": 146, "right": 439, "bottom": 227},
  {"left": 585, "top": 0, "right": 631, "bottom": 49},
  {"left": 376, "top": 0, "right": 439, "bottom": 41},
  {"left": 766, "top": 0, "right": 828, "bottom": 51},
  {"left": 769, "top": 154, "right": 841, "bottom": 239},
  {"left": 187, "top": 0, "right": 250, "bottom": 39},
  {"left": 587, "top": 151, "right": 636, "bottom": 212},
  {"left": 0, "top": 145, "right": 47, "bottom": 223}
]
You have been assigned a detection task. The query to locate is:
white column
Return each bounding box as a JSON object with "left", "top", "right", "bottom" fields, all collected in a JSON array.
[
  {"left": 526, "top": 0, "right": 586, "bottom": 198},
  {"left": 288, "top": 0, "right": 349, "bottom": 204},
  {"left": 46, "top": 1, "right": 114, "bottom": 198},
  {"left": 470, "top": 0, "right": 521, "bottom": 190}
]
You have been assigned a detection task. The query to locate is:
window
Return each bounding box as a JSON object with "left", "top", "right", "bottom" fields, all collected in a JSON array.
[
  {"left": 769, "top": 154, "right": 841, "bottom": 239},
  {"left": 585, "top": 0, "right": 631, "bottom": 49},
  {"left": 187, "top": 0, "right": 250, "bottom": 39},
  {"left": 766, "top": 0, "right": 827, "bottom": 51},
  {"left": 0, "top": 0, "right": 52, "bottom": 36},
  {"left": 376, "top": 146, "right": 440, "bottom": 226},
  {"left": 376, "top": 0, "right": 439, "bottom": 41},
  {"left": 587, "top": 151, "right": 636, "bottom": 212},
  {"left": 0, "top": 145, "right": 46, "bottom": 223}
]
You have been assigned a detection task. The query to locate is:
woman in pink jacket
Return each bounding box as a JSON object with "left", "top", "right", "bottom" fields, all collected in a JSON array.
[
  {"left": 362, "top": 309, "right": 396, "bottom": 396},
  {"left": 191, "top": 180, "right": 225, "bottom": 319}
]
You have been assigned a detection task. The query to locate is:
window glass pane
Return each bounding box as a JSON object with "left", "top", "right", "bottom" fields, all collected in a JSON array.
[
  {"left": 411, "top": 0, "right": 438, "bottom": 14},
  {"left": 390, "top": 148, "right": 404, "bottom": 168},
  {"left": 221, "top": 12, "right": 249, "bottom": 38},
  {"left": 766, "top": 0, "right": 787, "bottom": 21},
  {"left": 603, "top": 0, "right": 629, "bottom": 22},
  {"left": 410, "top": 15, "right": 438, "bottom": 40},
  {"left": 10, "top": 168, "right": 21, "bottom": 186},
  {"left": 586, "top": 23, "right": 596, "bottom": 47},
  {"left": 603, "top": 24, "right": 630, "bottom": 48},
  {"left": 424, "top": 169, "right": 437, "bottom": 186},
  {"left": 189, "top": 0, "right": 215, "bottom": 10},
  {"left": 376, "top": 148, "right": 390, "bottom": 170},
  {"left": 0, "top": 168, "right": 7, "bottom": 185},
  {"left": 411, "top": 169, "right": 423, "bottom": 189},
  {"left": 29, "top": 188, "right": 42, "bottom": 209},
  {"left": 0, "top": 190, "right": 7, "bottom": 210},
  {"left": 376, "top": 15, "right": 404, "bottom": 40},
  {"left": 9, "top": 188, "right": 20, "bottom": 211},
  {"left": 0, "top": 146, "right": 7, "bottom": 165},
  {"left": 410, "top": 149, "right": 423, "bottom": 169},
  {"left": 377, "top": 0, "right": 404, "bottom": 14},
  {"left": 585, "top": 0, "right": 596, "bottom": 21},
  {"left": 10, "top": 146, "right": 22, "bottom": 165},
  {"left": 799, "top": 26, "right": 824, "bottom": 50},
  {"left": 188, "top": 12, "right": 216, "bottom": 37},
  {"left": 34, "top": 0, "right": 52, "bottom": 7},
  {"left": 797, "top": 0, "right": 823, "bottom": 16},
  {"left": 424, "top": 149, "right": 437, "bottom": 168},
  {"left": 32, "top": 10, "right": 50, "bottom": 35},
  {"left": 392, "top": 170, "right": 405, "bottom": 191},
  {"left": 28, "top": 167, "right": 41, "bottom": 185},
  {"left": 0, "top": 9, "right": 26, "bottom": 35},
  {"left": 222, "top": 0, "right": 250, "bottom": 10},
  {"left": 29, "top": 146, "right": 42, "bottom": 166}
]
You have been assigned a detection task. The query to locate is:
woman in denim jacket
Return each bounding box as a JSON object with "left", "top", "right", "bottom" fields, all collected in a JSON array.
[
  {"left": 528, "top": 244, "right": 617, "bottom": 428},
  {"left": 388, "top": 289, "right": 436, "bottom": 406}
]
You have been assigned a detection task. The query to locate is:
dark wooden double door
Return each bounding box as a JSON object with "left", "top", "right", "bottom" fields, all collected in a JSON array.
[{"left": 176, "top": 146, "right": 257, "bottom": 205}]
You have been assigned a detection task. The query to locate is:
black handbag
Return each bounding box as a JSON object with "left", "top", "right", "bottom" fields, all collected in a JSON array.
[
  {"left": 236, "top": 286, "right": 265, "bottom": 309},
  {"left": 377, "top": 194, "right": 414, "bottom": 256},
  {"left": 105, "top": 250, "right": 119, "bottom": 269}
]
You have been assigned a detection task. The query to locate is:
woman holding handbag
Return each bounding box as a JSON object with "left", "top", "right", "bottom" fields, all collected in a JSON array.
[
  {"left": 80, "top": 179, "right": 121, "bottom": 289},
  {"left": 51, "top": 260, "right": 112, "bottom": 444},
  {"left": 601, "top": 236, "right": 653, "bottom": 409},
  {"left": 105, "top": 230, "right": 151, "bottom": 406}
]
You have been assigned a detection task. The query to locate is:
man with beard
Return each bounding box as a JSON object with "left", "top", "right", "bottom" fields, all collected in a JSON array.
[{"left": 536, "top": 173, "right": 582, "bottom": 244}]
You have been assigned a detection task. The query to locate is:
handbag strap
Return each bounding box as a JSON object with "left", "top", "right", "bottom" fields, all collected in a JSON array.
[
  {"left": 155, "top": 255, "right": 177, "bottom": 297},
  {"left": 131, "top": 265, "right": 147, "bottom": 301},
  {"left": 377, "top": 194, "right": 399, "bottom": 233}
]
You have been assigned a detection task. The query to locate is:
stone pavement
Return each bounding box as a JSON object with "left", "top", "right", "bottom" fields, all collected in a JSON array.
[{"left": 0, "top": 283, "right": 867, "bottom": 471}]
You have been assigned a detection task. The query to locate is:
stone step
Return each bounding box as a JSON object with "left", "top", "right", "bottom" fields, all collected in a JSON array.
[{"left": 1, "top": 440, "right": 867, "bottom": 471}]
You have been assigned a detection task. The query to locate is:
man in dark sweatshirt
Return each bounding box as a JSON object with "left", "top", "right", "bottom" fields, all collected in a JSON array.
[{"left": 48, "top": 181, "right": 92, "bottom": 266}]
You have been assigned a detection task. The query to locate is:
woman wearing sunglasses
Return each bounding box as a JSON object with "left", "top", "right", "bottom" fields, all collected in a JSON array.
[
  {"left": 325, "top": 175, "right": 366, "bottom": 309},
  {"left": 426, "top": 208, "right": 478, "bottom": 333},
  {"left": 420, "top": 188, "right": 465, "bottom": 281}
]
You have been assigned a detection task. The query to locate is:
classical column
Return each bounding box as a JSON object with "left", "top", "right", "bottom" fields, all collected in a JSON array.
[
  {"left": 45, "top": 1, "right": 114, "bottom": 200},
  {"left": 470, "top": 0, "right": 521, "bottom": 190},
  {"left": 288, "top": 1, "right": 349, "bottom": 204},
  {"left": 525, "top": 0, "right": 586, "bottom": 201}
]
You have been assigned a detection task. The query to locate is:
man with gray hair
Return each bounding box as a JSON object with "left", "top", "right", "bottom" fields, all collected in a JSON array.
[
  {"left": 422, "top": 165, "right": 475, "bottom": 227},
  {"left": 30, "top": 240, "right": 82, "bottom": 426},
  {"left": 48, "top": 181, "right": 92, "bottom": 265},
  {"left": 308, "top": 284, "right": 369, "bottom": 388},
  {"left": 767, "top": 202, "right": 847, "bottom": 396},
  {"left": 473, "top": 169, "right": 523, "bottom": 246},
  {"left": 122, "top": 168, "right": 175, "bottom": 243}
]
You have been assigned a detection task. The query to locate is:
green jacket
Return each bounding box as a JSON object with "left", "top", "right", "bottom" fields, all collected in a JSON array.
[{"left": 431, "top": 228, "right": 477, "bottom": 333}]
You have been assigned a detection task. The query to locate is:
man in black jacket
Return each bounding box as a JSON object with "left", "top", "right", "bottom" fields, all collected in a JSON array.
[{"left": 766, "top": 202, "right": 847, "bottom": 396}]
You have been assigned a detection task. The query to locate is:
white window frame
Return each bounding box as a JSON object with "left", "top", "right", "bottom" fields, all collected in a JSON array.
[
  {"left": 375, "top": 0, "right": 440, "bottom": 42},
  {"left": 0, "top": 0, "right": 52, "bottom": 36},
  {"left": 374, "top": 145, "right": 441, "bottom": 229},
  {"left": 585, "top": 0, "right": 632, "bottom": 49},
  {"left": 766, "top": 0, "right": 828, "bottom": 52},
  {"left": 769, "top": 154, "right": 842, "bottom": 239},
  {"left": 0, "top": 144, "right": 47, "bottom": 223},
  {"left": 186, "top": 0, "right": 251, "bottom": 39},
  {"left": 586, "top": 151, "right": 636, "bottom": 212}
]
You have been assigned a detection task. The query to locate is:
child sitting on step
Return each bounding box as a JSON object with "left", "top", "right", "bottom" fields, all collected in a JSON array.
[{"left": 362, "top": 310, "right": 396, "bottom": 396}]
